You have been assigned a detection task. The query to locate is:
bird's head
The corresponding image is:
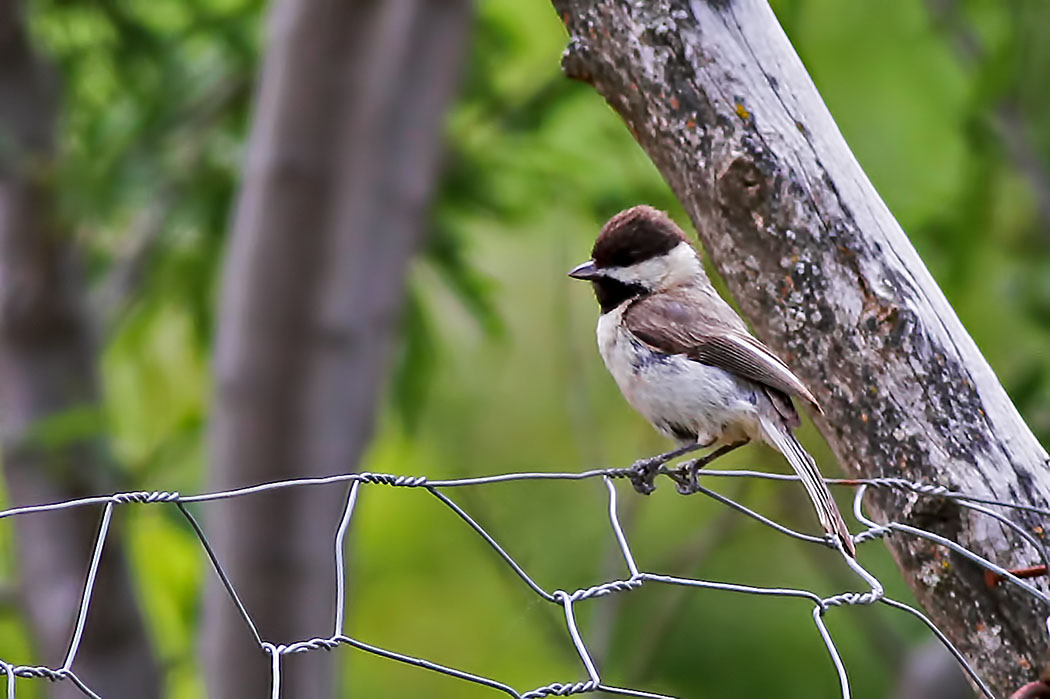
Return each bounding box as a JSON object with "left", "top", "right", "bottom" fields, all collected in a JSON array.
[{"left": 569, "top": 205, "right": 704, "bottom": 312}]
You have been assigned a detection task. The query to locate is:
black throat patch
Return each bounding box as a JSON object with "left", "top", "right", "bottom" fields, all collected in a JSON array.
[{"left": 593, "top": 278, "right": 647, "bottom": 314}]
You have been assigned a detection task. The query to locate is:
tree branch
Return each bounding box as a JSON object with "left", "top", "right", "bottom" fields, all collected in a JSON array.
[{"left": 550, "top": 0, "right": 1050, "bottom": 694}]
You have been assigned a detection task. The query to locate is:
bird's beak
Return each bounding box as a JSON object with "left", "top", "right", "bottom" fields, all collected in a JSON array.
[{"left": 568, "top": 260, "right": 600, "bottom": 280}]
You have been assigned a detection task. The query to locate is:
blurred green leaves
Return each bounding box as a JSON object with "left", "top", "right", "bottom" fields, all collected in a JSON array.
[
  {"left": 29, "top": 0, "right": 259, "bottom": 359},
  {"left": 23, "top": 404, "right": 106, "bottom": 450}
]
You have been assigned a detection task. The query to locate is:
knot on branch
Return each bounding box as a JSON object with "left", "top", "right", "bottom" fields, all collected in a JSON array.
[
  {"left": 718, "top": 154, "right": 771, "bottom": 212},
  {"left": 561, "top": 38, "right": 593, "bottom": 84}
]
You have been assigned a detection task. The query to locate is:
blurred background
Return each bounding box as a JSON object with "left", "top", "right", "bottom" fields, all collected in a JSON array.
[{"left": 0, "top": 0, "right": 1048, "bottom": 697}]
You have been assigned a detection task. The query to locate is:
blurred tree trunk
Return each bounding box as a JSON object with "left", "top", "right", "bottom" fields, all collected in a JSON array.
[
  {"left": 202, "top": 1, "right": 473, "bottom": 696},
  {"left": 551, "top": 0, "right": 1049, "bottom": 696},
  {"left": 0, "top": 3, "right": 160, "bottom": 698}
]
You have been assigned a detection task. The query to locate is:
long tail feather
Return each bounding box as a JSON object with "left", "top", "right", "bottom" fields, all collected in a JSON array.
[{"left": 760, "top": 419, "right": 855, "bottom": 557}]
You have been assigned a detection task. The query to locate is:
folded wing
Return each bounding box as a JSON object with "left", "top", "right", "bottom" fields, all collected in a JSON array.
[{"left": 624, "top": 293, "right": 822, "bottom": 416}]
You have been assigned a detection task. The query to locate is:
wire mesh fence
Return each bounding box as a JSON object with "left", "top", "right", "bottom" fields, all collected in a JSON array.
[{"left": 0, "top": 452, "right": 1046, "bottom": 698}]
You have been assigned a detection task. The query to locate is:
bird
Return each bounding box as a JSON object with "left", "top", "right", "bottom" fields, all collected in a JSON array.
[{"left": 568, "top": 205, "right": 855, "bottom": 557}]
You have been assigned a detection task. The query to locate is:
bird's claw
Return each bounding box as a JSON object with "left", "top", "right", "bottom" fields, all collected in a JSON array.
[
  {"left": 667, "top": 460, "right": 701, "bottom": 494},
  {"left": 625, "top": 441, "right": 743, "bottom": 495},
  {"left": 628, "top": 456, "right": 662, "bottom": 494}
]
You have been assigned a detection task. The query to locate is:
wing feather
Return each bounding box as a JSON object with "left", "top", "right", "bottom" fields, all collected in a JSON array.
[{"left": 624, "top": 293, "right": 823, "bottom": 414}]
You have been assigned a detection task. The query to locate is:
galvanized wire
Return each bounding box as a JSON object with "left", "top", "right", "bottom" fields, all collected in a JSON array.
[{"left": 0, "top": 459, "right": 1045, "bottom": 698}]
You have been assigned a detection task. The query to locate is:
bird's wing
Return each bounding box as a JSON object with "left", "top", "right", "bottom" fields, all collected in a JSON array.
[{"left": 624, "top": 293, "right": 823, "bottom": 414}]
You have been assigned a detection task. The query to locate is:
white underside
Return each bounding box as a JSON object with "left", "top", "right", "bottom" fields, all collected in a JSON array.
[{"left": 597, "top": 303, "right": 765, "bottom": 446}]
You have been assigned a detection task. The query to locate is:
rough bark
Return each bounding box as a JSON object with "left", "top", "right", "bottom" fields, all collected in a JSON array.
[
  {"left": 0, "top": 3, "right": 160, "bottom": 697},
  {"left": 550, "top": 0, "right": 1050, "bottom": 695},
  {"left": 202, "top": 1, "right": 473, "bottom": 696}
]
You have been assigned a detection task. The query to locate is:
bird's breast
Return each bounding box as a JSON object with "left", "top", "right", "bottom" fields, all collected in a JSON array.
[{"left": 595, "top": 306, "right": 760, "bottom": 444}]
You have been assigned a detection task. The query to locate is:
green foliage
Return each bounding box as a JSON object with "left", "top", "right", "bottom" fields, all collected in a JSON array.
[
  {"left": 23, "top": 404, "right": 106, "bottom": 449},
  {"left": 5, "top": 0, "right": 1049, "bottom": 697},
  {"left": 29, "top": 0, "right": 260, "bottom": 344}
]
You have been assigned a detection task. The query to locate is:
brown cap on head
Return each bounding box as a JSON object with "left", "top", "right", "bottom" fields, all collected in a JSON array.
[{"left": 591, "top": 205, "right": 690, "bottom": 269}]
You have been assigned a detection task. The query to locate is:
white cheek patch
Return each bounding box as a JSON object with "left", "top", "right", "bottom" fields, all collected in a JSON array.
[{"left": 601, "top": 243, "right": 701, "bottom": 288}]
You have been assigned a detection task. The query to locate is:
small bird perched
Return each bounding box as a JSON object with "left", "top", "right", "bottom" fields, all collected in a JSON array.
[{"left": 569, "top": 205, "right": 855, "bottom": 557}]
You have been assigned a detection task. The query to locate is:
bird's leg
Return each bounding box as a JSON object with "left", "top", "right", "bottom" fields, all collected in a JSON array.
[
  {"left": 628, "top": 440, "right": 712, "bottom": 495},
  {"left": 667, "top": 440, "right": 749, "bottom": 494}
]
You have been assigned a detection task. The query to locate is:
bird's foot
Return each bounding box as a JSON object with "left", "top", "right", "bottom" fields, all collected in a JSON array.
[
  {"left": 627, "top": 455, "right": 663, "bottom": 495},
  {"left": 627, "top": 441, "right": 713, "bottom": 494},
  {"left": 664, "top": 441, "right": 749, "bottom": 495},
  {"left": 666, "top": 459, "right": 702, "bottom": 494}
]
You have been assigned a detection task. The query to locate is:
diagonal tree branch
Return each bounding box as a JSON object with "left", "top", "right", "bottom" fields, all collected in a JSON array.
[{"left": 550, "top": 1, "right": 1050, "bottom": 695}]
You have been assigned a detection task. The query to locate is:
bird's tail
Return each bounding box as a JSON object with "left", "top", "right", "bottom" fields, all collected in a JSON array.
[{"left": 760, "top": 419, "right": 856, "bottom": 557}]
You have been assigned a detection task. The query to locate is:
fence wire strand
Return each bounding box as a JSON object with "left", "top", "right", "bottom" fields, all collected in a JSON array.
[{"left": 0, "top": 458, "right": 1045, "bottom": 698}]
